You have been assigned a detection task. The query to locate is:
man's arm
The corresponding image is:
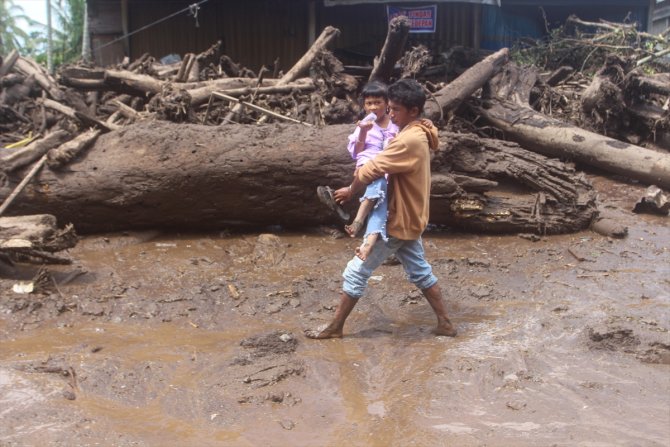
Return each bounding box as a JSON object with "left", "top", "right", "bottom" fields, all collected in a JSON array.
[{"left": 333, "top": 173, "right": 367, "bottom": 204}]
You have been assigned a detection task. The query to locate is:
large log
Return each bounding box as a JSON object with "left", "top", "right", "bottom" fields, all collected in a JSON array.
[
  {"left": 369, "top": 16, "right": 410, "bottom": 83},
  {"left": 424, "top": 48, "right": 508, "bottom": 122},
  {"left": 278, "top": 26, "right": 340, "bottom": 85},
  {"left": 1, "top": 121, "right": 596, "bottom": 234},
  {"left": 472, "top": 63, "right": 670, "bottom": 189}
]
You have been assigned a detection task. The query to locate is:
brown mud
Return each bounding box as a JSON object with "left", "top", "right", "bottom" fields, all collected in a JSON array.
[{"left": 0, "top": 175, "right": 668, "bottom": 447}]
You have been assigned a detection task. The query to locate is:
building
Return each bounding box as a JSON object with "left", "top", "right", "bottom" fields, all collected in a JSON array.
[{"left": 87, "top": 0, "right": 656, "bottom": 69}]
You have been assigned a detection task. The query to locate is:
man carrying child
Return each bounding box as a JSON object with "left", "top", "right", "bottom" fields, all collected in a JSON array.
[{"left": 307, "top": 79, "right": 457, "bottom": 339}]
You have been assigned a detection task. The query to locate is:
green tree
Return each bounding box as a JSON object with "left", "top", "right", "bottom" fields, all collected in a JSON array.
[
  {"left": 0, "top": 0, "right": 35, "bottom": 55},
  {"left": 50, "top": 0, "right": 85, "bottom": 66}
]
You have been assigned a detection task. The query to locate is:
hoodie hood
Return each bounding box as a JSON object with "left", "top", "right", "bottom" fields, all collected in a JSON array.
[{"left": 407, "top": 121, "right": 439, "bottom": 151}]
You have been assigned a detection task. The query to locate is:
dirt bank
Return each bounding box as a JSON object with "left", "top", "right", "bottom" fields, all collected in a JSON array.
[{"left": 0, "top": 174, "right": 668, "bottom": 447}]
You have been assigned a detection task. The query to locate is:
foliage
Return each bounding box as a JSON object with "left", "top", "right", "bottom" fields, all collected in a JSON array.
[
  {"left": 0, "top": 0, "right": 38, "bottom": 55},
  {"left": 510, "top": 15, "right": 669, "bottom": 76},
  {"left": 50, "top": 0, "right": 85, "bottom": 66},
  {"left": 0, "top": 0, "right": 85, "bottom": 68}
]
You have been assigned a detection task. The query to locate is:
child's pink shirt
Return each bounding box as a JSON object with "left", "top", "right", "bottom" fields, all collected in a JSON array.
[{"left": 347, "top": 113, "right": 399, "bottom": 168}]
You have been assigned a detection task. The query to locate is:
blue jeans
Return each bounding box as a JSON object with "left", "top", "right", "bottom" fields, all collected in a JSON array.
[
  {"left": 342, "top": 236, "right": 438, "bottom": 299},
  {"left": 361, "top": 178, "right": 388, "bottom": 241}
]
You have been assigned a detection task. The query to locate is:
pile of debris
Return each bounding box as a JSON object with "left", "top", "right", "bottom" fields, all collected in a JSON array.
[
  {"left": 510, "top": 15, "right": 670, "bottom": 148},
  {"left": 0, "top": 15, "right": 668, "bottom": 260}
]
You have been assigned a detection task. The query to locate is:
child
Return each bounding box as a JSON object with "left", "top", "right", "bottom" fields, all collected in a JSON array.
[{"left": 344, "top": 81, "right": 399, "bottom": 260}]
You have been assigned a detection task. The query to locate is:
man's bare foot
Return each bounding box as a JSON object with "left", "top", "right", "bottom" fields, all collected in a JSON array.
[
  {"left": 434, "top": 318, "right": 457, "bottom": 337},
  {"left": 304, "top": 324, "right": 343, "bottom": 339},
  {"left": 344, "top": 220, "right": 364, "bottom": 238}
]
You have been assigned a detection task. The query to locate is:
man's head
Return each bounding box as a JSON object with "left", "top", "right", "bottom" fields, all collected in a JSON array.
[
  {"left": 360, "top": 81, "right": 390, "bottom": 120},
  {"left": 388, "top": 79, "right": 426, "bottom": 128}
]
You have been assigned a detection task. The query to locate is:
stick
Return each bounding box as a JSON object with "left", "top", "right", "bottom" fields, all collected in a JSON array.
[
  {"left": 0, "top": 49, "right": 19, "bottom": 77},
  {"left": 637, "top": 48, "right": 670, "bottom": 67},
  {"left": 42, "top": 98, "right": 116, "bottom": 131},
  {"left": 0, "top": 155, "right": 48, "bottom": 217},
  {"left": 211, "top": 92, "right": 313, "bottom": 126}
]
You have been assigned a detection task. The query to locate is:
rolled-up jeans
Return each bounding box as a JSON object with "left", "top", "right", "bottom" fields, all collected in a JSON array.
[{"left": 342, "top": 236, "right": 437, "bottom": 299}]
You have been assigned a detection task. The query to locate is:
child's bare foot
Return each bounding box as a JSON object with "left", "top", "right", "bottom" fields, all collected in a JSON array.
[
  {"left": 345, "top": 220, "right": 364, "bottom": 238},
  {"left": 355, "top": 240, "right": 373, "bottom": 261}
]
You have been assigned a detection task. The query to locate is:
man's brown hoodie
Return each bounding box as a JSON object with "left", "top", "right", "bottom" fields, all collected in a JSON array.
[{"left": 356, "top": 121, "right": 439, "bottom": 240}]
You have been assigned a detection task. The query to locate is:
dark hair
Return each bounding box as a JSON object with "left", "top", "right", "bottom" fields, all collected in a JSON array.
[
  {"left": 360, "top": 81, "right": 389, "bottom": 100},
  {"left": 388, "top": 79, "right": 426, "bottom": 113}
]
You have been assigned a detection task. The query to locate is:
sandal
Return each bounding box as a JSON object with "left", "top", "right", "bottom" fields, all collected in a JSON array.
[
  {"left": 344, "top": 219, "right": 364, "bottom": 238},
  {"left": 317, "top": 186, "right": 350, "bottom": 221}
]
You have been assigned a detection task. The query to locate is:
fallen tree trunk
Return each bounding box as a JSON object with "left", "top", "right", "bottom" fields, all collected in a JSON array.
[
  {"left": 2, "top": 121, "right": 596, "bottom": 234},
  {"left": 278, "top": 26, "right": 340, "bottom": 85},
  {"left": 369, "top": 16, "right": 410, "bottom": 83},
  {"left": 472, "top": 63, "right": 670, "bottom": 189},
  {"left": 424, "top": 47, "right": 508, "bottom": 122}
]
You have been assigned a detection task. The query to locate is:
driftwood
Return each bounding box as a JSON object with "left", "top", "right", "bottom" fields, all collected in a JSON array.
[
  {"left": 46, "top": 129, "right": 101, "bottom": 169},
  {"left": 628, "top": 73, "right": 670, "bottom": 97},
  {"left": 0, "top": 155, "right": 48, "bottom": 216},
  {"left": 13, "top": 56, "right": 64, "bottom": 101},
  {"left": 424, "top": 48, "right": 509, "bottom": 123},
  {"left": 0, "top": 50, "right": 19, "bottom": 77},
  {"left": 41, "top": 98, "right": 116, "bottom": 131},
  {"left": 472, "top": 63, "right": 670, "bottom": 189},
  {"left": 278, "top": 26, "right": 340, "bottom": 85},
  {"left": 1, "top": 121, "right": 597, "bottom": 234},
  {"left": 369, "top": 16, "right": 411, "bottom": 83},
  {"left": 190, "top": 78, "right": 314, "bottom": 107},
  {"left": 0, "top": 130, "right": 70, "bottom": 172},
  {"left": 0, "top": 214, "right": 77, "bottom": 265}
]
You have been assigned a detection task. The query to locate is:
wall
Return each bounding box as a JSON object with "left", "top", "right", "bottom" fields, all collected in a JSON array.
[
  {"left": 88, "top": 0, "right": 477, "bottom": 69},
  {"left": 318, "top": 2, "right": 478, "bottom": 65}
]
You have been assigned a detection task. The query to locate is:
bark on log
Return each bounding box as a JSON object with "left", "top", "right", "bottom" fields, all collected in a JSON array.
[
  {"left": 473, "top": 63, "right": 670, "bottom": 189},
  {"left": 2, "top": 121, "right": 597, "bottom": 234},
  {"left": 278, "top": 26, "right": 340, "bottom": 85},
  {"left": 424, "top": 48, "right": 508, "bottom": 123},
  {"left": 369, "top": 16, "right": 410, "bottom": 83}
]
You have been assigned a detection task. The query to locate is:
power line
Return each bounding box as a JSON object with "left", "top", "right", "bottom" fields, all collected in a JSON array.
[{"left": 92, "top": 0, "right": 209, "bottom": 53}]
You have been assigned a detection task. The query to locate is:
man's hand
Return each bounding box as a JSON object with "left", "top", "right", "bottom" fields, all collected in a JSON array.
[{"left": 333, "top": 186, "right": 353, "bottom": 204}]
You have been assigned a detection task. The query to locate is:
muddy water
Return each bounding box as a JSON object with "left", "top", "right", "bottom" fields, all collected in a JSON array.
[{"left": 1, "top": 176, "right": 669, "bottom": 446}]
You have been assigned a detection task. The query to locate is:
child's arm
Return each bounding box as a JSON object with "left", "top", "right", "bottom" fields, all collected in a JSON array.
[
  {"left": 351, "top": 120, "right": 374, "bottom": 157},
  {"left": 419, "top": 118, "right": 434, "bottom": 129}
]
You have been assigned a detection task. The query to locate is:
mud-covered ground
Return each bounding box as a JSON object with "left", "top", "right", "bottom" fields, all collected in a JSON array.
[{"left": 0, "top": 174, "right": 668, "bottom": 447}]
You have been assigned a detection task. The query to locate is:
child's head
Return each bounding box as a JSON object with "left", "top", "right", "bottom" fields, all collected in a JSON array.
[
  {"left": 360, "top": 81, "right": 389, "bottom": 120},
  {"left": 387, "top": 79, "right": 426, "bottom": 128}
]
